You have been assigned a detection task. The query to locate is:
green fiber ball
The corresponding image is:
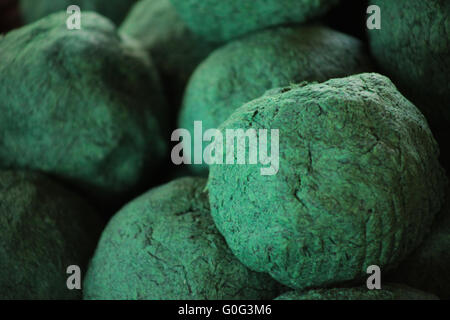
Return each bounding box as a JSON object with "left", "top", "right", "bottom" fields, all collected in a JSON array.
[
  {"left": 207, "top": 73, "right": 447, "bottom": 290},
  {"left": 276, "top": 284, "right": 438, "bottom": 300},
  {"left": 0, "top": 12, "right": 167, "bottom": 199},
  {"left": 179, "top": 25, "right": 374, "bottom": 174},
  {"left": 0, "top": 170, "right": 103, "bottom": 300},
  {"left": 169, "top": 0, "right": 340, "bottom": 42},
  {"left": 83, "top": 177, "right": 283, "bottom": 300},
  {"left": 20, "top": 0, "right": 137, "bottom": 25},
  {"left": 388, "top": 190, "right": 450, "bottom": 299},
  {"left": 368, "top": 0, "right": 450, "bottom": 128},
  {"left": 120, "top": 0, "right": 218, "bottom": 109}
]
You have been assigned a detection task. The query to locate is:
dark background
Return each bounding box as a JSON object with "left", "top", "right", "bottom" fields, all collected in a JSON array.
[
  {"left": 0, "top": 0, "right": 22, "bottom": 33},
  {"left": 1, "top": 0, "right": 369, "bottom": 37}
]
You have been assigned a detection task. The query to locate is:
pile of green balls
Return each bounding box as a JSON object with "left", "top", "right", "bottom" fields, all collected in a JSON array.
[{"left": 0, "top": 0, "right": 449, "bottom": 300}]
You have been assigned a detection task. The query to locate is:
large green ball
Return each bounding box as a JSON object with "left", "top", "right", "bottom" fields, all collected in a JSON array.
[
  {"left": 0, "top": 12, "right": 167, "bottom": 199},
  {"left": 207, "top": 73, "right": 446, "bottom": 290},
  {"left": 84, "top": 177, "right": 283, "bottom": 299},
  {"left": 179, "top": 25, "right": 373, "bottom": 174}
]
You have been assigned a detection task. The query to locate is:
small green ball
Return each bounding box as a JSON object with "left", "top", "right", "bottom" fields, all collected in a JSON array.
[
  {"left": 169, "top": 0, "right": 340, "bottom": 42},
  {"left": 207, "top": 73, "right": 446, "bottom": 290},
  {"left": 84, "top": 177, "right": 283, "bottom": 299},
  {"left": 0, "top": 170, "right": 103, "bottom": 300}
]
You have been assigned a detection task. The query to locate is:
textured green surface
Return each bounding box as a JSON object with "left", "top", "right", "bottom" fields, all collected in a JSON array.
[
  {"left": 20, "top": 0, "right": 137, "bottom": 25},
  {"left": 169, "top": 0, "right": 340, "bottom": 42},
  {"left": 276, "top": 284, "right": 438, "bottom": 300},
  {"left": 179, "top": 25, "right": 373, "bottom": 174},
  {"left": 84, "top": 177, "right": 283, "bottom": 300},
  {"left": 207, "top": 73, "right": 447, "bottom": 290},
  {"left": 389, "top": 190, "right": 450, "bottom": 299},
  {"left": 0, "top": 12, "right": 167, "bottom": 199},
  {"left": 0, "top": 170, "right": 102, "bottom": 300},
  {"left": 368, "top": 0, "right": 450, "bottom": 129},
  {"left": 120, "top": 0, "right": 218, "bottom": 109}
]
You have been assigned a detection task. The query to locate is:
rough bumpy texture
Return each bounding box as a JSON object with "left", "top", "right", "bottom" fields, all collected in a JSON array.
[
  {"left": 84, "top": 177, "right": 283, "bottom": 300},
  {"left": 389, "top": 190, "right": 450, "bottom": 299},
  {"left": 179, "top": 25, "right": 373, "bottom": 174},
  {"left": 0, "top": 12, "right": 167, "bottom": 199},
  {"left": 20, "top": 0, "right": 137, "bottom": 25},
  {"left": 169, "top": 0, "right": 340, "bottom": 42},
  {"left": 208, "top": 73, "right": 447, "bottom": 290},
  {"left": 276, "top": 284, "right": 438, "bottom": 300},
  {"left": 120, "top": 0, "right": 218, "bottom": 110},
  {"left": 0, "top": 170, "right": 102, "bottom": 300},
  {"left": 368, "top": 0, "right": 450, "bottom": 129}
]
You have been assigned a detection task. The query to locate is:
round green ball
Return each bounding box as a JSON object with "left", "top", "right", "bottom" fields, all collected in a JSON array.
[
  {"left": 84, "top": 177, "right": 283, "bottom": 299},
  {"left": 207, "top": 73, "right": 446, "bottom": 290},
  {"left": 169, "top": 0, "right": 340, "bottom": 42},
  {"left": 0, "top": 12, "right": 167, "bottom": 199},
  {"left": 179, "top": 25, "right": 374, "bottom": 174},
  {"left": 0, "top": 170, "right": 102, "bottom": 300}
]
